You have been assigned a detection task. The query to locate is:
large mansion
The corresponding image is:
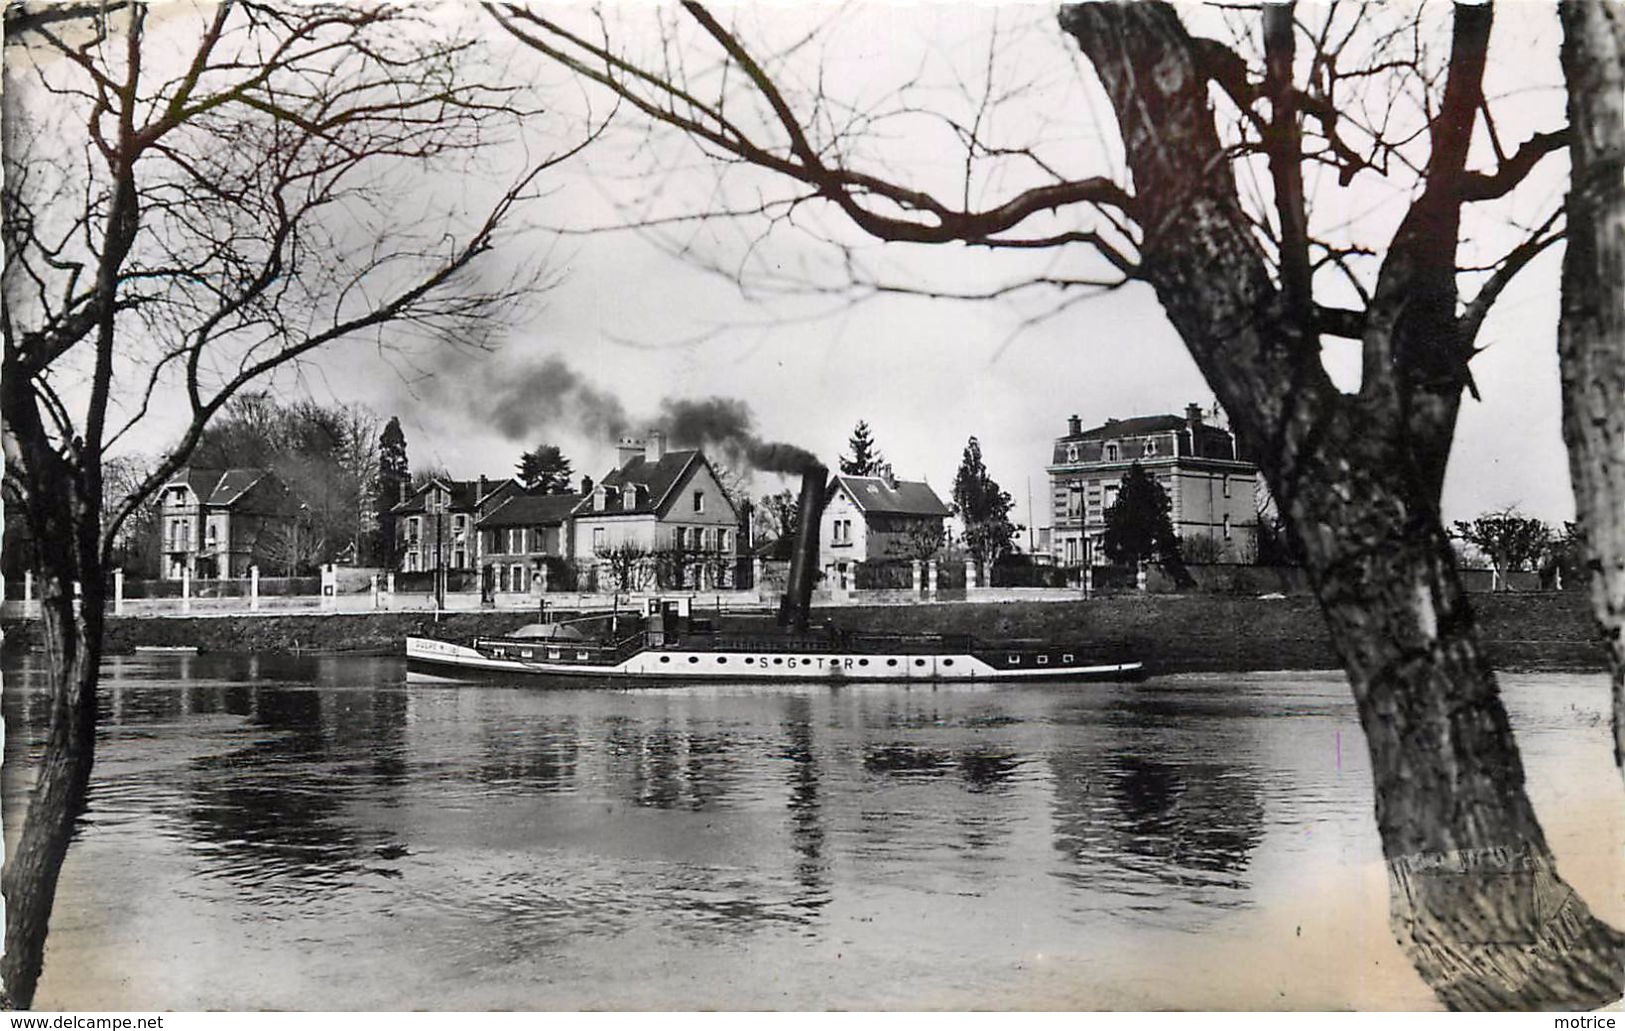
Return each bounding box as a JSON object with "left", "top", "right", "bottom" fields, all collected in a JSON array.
[{"left": 1047, "top": 404, "right": 1260, "bottom": 565}]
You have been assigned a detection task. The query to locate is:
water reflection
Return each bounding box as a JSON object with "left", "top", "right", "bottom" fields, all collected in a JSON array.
[{"left": 12, "top": 655, "right": 1601, "bottom": 1010}]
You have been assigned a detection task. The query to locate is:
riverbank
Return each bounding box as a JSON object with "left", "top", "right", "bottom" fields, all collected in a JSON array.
[{"left": 0, "top": 591, "right": 1605, "bottom": 674}]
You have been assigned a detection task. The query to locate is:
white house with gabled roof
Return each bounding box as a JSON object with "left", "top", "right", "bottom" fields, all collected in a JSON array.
[
  {"left": 570, "top": 433, "right": 743, "bottom": 588},
  {"left": 819, "top": 468, "right": 951, "bottom": 580}
]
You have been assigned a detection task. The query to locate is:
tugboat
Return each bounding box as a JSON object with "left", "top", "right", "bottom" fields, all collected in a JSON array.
[{"left": 404, "top": 463, "right": 1142, "bottom": 684}]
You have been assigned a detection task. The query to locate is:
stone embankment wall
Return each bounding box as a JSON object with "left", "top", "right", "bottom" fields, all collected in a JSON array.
[{"left": 0, "top": 591, "right": 1606, "bottom": 674}]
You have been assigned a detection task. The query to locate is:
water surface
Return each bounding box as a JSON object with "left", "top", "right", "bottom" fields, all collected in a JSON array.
[{"left": 3, "top": 654, "right": 1618, "bottom": 1009}]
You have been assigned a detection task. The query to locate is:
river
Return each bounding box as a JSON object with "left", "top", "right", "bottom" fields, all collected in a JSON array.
[{"left": 3, "top": 654, "right": 1619, "bottom": 1010}]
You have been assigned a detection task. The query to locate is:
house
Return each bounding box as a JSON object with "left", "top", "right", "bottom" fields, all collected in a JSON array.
[
  {"left": 571, "top": 433, "right": 742, "bottom": 589},
  {"left": 819, "top": 468, "right": 951, "bottom": 580},
  {"left": 1047, "top": 404, "right": 1260, "bottom": 565},
  {"left": 476, "top": 491, "right": 584, "bottom": 594},
  {"left": 157, "top": 468, "right": 296, "bottom": 580},
  {"left": 391, "top": 477, "right": 515, "bottom": 573}
]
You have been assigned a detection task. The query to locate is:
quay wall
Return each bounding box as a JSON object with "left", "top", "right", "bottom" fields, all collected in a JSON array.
[{"left": 0, "top": 591, "right": 1606, "bottom": 674}]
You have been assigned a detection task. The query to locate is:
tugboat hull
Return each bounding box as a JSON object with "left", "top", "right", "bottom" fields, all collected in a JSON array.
[{"left": 404, "top": 635, "right": 1142, "bottom": 684}]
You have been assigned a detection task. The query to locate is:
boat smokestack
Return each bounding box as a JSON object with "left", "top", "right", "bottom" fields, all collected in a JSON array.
[{"left": 780, "top": 463, "right": 828, "bottom": 631}]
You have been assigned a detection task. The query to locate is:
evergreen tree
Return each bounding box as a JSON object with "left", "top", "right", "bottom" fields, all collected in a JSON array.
[
  {"left": 378, "top": 417, "right": 408, "bottom": 565},
  {"left": 1103, "top": 463, "right": 1181, "bottom": 565},
  {"left": 516, "top": 443, "right": 573, "bottom": 494},
  {"left": 951, "top": 436, "right": 1019, "bottom": 566},
  {"left": 839, "top": 420, "right": 883, "bottom": 476}
]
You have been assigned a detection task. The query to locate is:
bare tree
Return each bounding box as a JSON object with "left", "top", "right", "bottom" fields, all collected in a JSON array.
[
  {"left": 490, "top": 1, "right": 1622, "bottom": 1007},
  {"left": 1558, "top": 3, "right": 1625, "bottom": 784},
  {"left": 0, "top": 3, "right": 586, "bottom": 1007}
]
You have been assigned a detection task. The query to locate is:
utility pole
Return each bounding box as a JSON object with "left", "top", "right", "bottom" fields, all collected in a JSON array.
[
  {"left": 1026, "top": 476, "right": 1035, "bottom": 552},
  {"left": 435, "top": 504, "right": 445, "bottom": 616}
]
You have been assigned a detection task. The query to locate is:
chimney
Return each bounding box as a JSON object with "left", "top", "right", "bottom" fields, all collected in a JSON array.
[
  {"left": 616, "top": 437, "right": 643, "bottom": 468},
  {"left": 1186, "top": 402, "right": 1204, "bottom": 427},
  {"left": 645, "top": 431, "right": 666, "bottom": 462},
  {"left": 1067, "top": 414, "right": 1081, "bottom": 436},
  {"left": 879, "top": 462, "right": 896, "bottom": 489},
  {"left": 398, "top": 481, "right": 408, "bottom": 505},
  {"left": 580, "top": 475, "right": 595, "bottom": 495},
  {"left": 779, "top": 464, "right": 830, "bottom": 632},
  {"left": 477, "top": 475, "right": 488, "bottom": 508}
]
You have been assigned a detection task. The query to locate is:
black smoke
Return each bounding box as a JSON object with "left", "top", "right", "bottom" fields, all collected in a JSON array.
[{"left": 429, "top": 352, "right": 819, "bottom": 475}]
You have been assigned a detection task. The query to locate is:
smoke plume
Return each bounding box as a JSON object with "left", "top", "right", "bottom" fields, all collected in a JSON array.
[{"left": 432, "top": 352, "right": 820, "bottom": 475}]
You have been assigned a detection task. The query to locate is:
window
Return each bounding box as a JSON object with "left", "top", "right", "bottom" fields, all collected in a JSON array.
[
  {"left": 453, "top": 514, "right": 467, "bottom": 534},
  {"left": 511, "top": 564, "right": 527, "bottom": 592},
  {"left": 1222, "top": 476, "right": 1231, "bottom": 498},
  {"left": 407, "top": 516, "right": 420, "bottom": 542},
  {"left": 692, "top": 490, "right": 704, "bottom": 513},
  {"left": 509, "top": 528, "right": 525, "bottom": 554},
  {"left": 674, "top": 527, "right": 687, "bottom": 549},
  {"left": 717, "top": 530, "right": 729, "bottom": 553},
  {"left": 1104, "top": 443, "right": 1120, "bottom": 461},
  {"left": 1066, "top": 443, "right": 1078, "bottom": 462},
  {"left": 1144, "top": 439, "right": 1158, "bottom": 457},
  {"left": 1104, "top": 484, "right": 1119, "bottom": 509},
  {"left": 593, "top": 527, "right": 606, "bottom": 550},
  {"left": 1066, "top": 487, "right": 1083, "bottom": 519}
]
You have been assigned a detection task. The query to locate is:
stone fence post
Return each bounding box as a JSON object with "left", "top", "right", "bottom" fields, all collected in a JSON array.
[
  {"left": 24, "top": 569, "right": 33, "bottom": 615},
  {"left": 1136, "top": 561, "right": 1148, "bottom": 593},
  {"left": 752, "top": 557, "right": 763, "bottom": 595},
  {"left": 249, "top": 565, "right": 260, "bottom": 612},
  {"left": 114, "top": 568, "right": 125, "bottom": 617},
  {"left": 927, "top": 561, "right": 939, "bottom": 599},
  {"left": 321, "top": 563, "right": 337, "bottom": 611},
  {"left": 181, "top": 565, "right": 192, "bottom": 614},
  {"left": 386, "top": 571, "right": 395, "bottom": 596},
  {"left": 911, "top": 559, "right": 923, "bottom": 596},
  {"left": 1084, "top": 565, "right": 1094, "bottom": 599},
  {"left": 964, "top": 559, "right": 977, "bottom": 590},
  {"left": 370, "top": 574, "right": 380, "bottom": 610}
]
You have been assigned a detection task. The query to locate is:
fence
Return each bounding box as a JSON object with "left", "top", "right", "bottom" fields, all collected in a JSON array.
[
  {"left": 854, "top": 561, "right": 915, "bottom": 590},
  {"left": 990, "top": 562, "right": 1076, "bottom": 589}
]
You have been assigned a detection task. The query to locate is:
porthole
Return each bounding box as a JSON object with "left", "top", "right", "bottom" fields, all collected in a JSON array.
[
  {"left": 942, "top": 659, "right": 954, "bottom": 667},
  {"left": 744, "top": 657, "right": 754, "bottom": 665},
  {"left": 660, "top": 656, "right": 671, "bottom": 664},
  {"left": 914, "top": 659, "right": 926, "bottom": 667},
  {"left": 1037, "top": 655, "right": 1049, "bottom": 665},
  {"left": 1008, "top": 655, "right": 1021, "bottom": 664},
  {"left": 774, "top": 658, "right": 784, "bottom": 666},
  {"left": 576, "top": 651, "right": 589, "bottom": 661},
  {"left": 858, "top": 658, "right": 869, "bottom": 667},
  {"left": 717, "top": 656, "right": 727, "bottom": 664},
  {"left": 1062, "top": 653, "right": 1074, "bottom": 663},
  {"left": 886, "top": 659, "right": 898, "bottom": 667},
  {"left": 688, "top": 656, "right": 700, "bottom": 664}
]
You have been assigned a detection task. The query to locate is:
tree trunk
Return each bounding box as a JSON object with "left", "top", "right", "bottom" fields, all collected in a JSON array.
[
  {"left": 1558, "top": 1, "right": 1625, "bottom": 781},
  {"left": 1, "top": 360, "right": 106, "bottom": 1010},
  {"left": 1059, "top": 3, "right": 1623, "bottom": 1007},
  {"left": 1287, "top": 414, "right": 1624, "bottom": 1009},
  {"left": 1, "top": 578, "right": 103, "bottom": 1010}
]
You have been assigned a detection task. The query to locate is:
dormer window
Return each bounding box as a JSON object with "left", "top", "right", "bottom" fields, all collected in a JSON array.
[
  {"left": 1104, "top": 443, "right": 1120, "bottom": 462},
  {"left": 1066, "top": 444, "right": 1078, "bottom": 463},
  {"left": 692, "top": 490, "right": 704, "bottom": 513},
  {"left": 1144, "top": 439, "right": 1158, "bottom": 457}
]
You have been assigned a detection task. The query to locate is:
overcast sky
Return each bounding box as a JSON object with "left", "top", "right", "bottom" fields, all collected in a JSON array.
[{"left": 93, "top": 2, "right": 1580, "bottom": 529}]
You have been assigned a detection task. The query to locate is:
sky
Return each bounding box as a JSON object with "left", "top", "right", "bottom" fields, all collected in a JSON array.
[{"left": 41, "top": 2, "right": 1582, "bottom": 531}]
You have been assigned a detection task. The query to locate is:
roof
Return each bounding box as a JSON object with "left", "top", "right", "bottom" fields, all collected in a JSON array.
[
  {"left": 1070, "top": 415, "right": 1188, "bottom": 440},
  {"left": 392, "top": 478, "right": 507, "bottom": 515},
  {"left": 832, "top": 475, "right": 951, "bottom": 518},
  {"left": 573, "top": 450, "right": 725, "bottom": 518},
  {"left": 163, "top": 468, "right": 271, "bottom": 506},
  {"left": 479, "top": 492, "right": 584, "bottom": 528},
  {"left": 1052, "top": 414, "right": 1243, "bottom": 465}
]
